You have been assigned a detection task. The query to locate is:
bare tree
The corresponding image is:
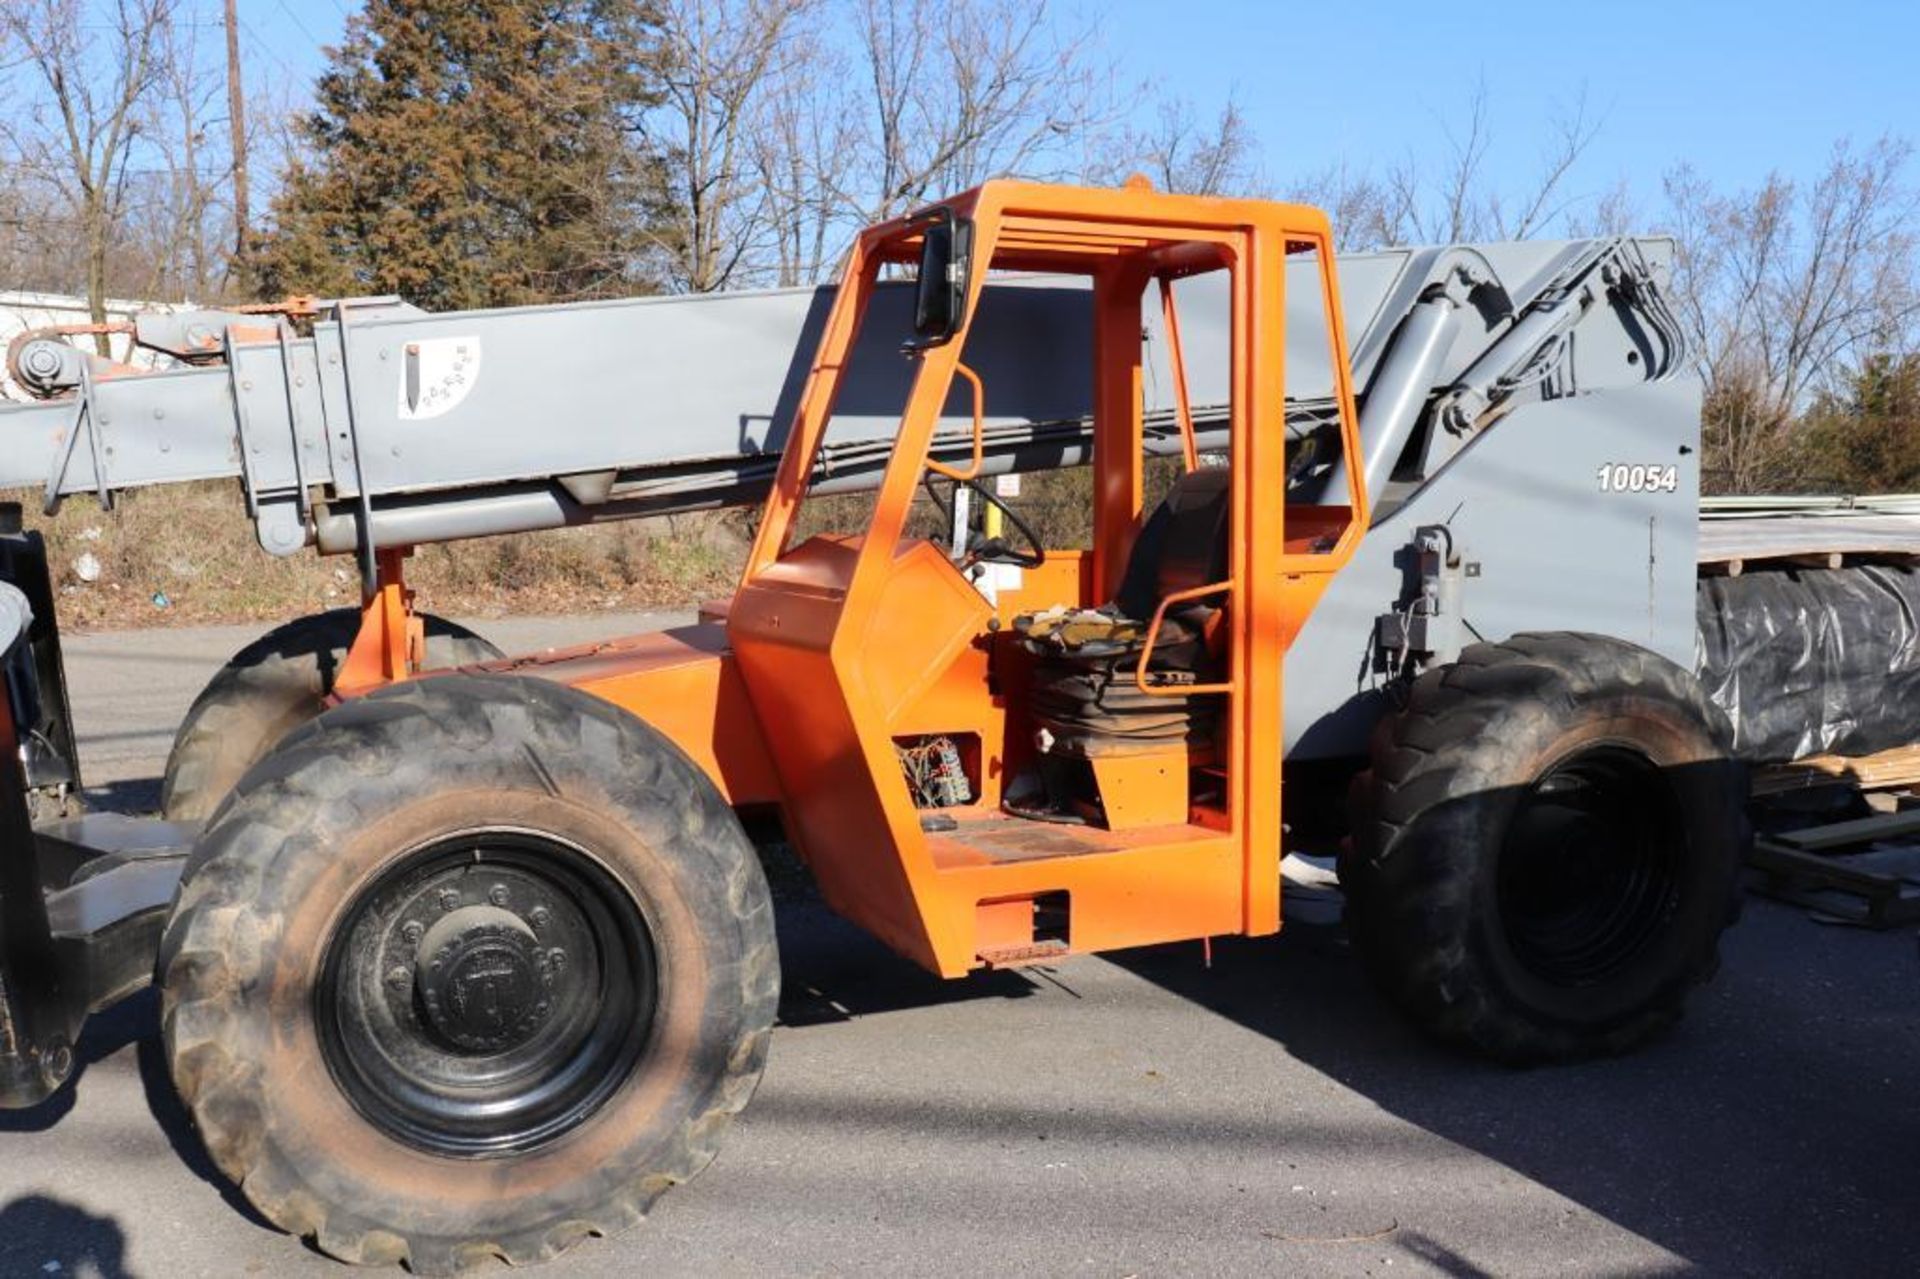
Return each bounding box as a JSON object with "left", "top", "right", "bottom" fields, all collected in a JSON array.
[
  {"left": 750, "top": 30, "right": 861, "bottom": 286},
  {"left": 1287, "top": 161, "right": 1394, "bottom": 250},
  {"left": 1663, "top": 137, "right": 1920, "bottom": 491},
  {"left": 0, "top": 91, "right": 60, "bottom": 292},
  {"left": 1383, "top": 77, "right": 1495, "bottom": 243},
  {"left": 1379, "top": 78, "right": 1603, "bottom": 245},
  {"left": 1564, "top": 177, "right": 1638, "bottom": 239},
  {"left": 0, "top": 0, "right": 176, "bottom": 350},
  {"left": 1093, "top": 92, "right": 1263, "bottom": 197},
  {"left": 848, "top": 0, "right": 1113, "bottom": 221},
  {"left": 649, "top": 0, "right": 817, "bottom": 292},
  {"left": 1489, "top": 87, "right": 1604, "bottom": 238},
  {"left": 648, "top": 0, "right": 1116, "bottom": 288},
  {"left": 130, "top": 5, "right": 230, "bottom": 301}
]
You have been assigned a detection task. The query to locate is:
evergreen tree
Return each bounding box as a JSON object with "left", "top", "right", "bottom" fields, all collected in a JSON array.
[
  {"left": 250, "top": 0, "right": 665, "bottom": 309},
  {"left": 1784, "top": 353, "right": 1920, "bottom": 494}
]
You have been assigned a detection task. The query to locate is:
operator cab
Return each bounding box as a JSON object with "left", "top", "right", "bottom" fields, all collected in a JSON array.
[{"left": 727, "top": 179, "right": 1367, "bottom": 974}]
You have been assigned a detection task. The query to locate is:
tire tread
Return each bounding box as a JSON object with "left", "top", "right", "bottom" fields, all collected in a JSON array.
[
  {"left": 1340, "top": 633, "right": 1747, "bottom": 1063},
  {"left": 160, "top": 674, "right": 777, "bottom": 1273}
]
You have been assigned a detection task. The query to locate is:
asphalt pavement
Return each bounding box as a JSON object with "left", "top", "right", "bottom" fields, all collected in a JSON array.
[{"left": 1, "top": 612, "right": 1913, "bottom": 1278}]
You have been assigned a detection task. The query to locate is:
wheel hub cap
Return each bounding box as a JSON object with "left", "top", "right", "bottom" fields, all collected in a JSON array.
[
  {"left": 415, "top": 906, "right": 553, "bottom": 1052},
  {"left": 316, "top": 833, "right": 657, "bottom": 1157}
]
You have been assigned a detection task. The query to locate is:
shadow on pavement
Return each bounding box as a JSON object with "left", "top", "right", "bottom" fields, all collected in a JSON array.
[
  {"left": 127, "top": 998, "right": 278, "bottom": 1230},
  {"left": 1107, "top": 903, "right": 1919, "bottom": 1276},
  {"left": 0, "top": 1193, "right": 133, "bottom": 1278},
  {"left": 80, "top": 776, "right": 163, "bottom": 816},
  {"left": 13, "top": 831, "right": 1908, "bottom": 1273},
  {"left": 774, "top": 898, "right": 1040, "bottom": 1027},
  {"left": 0, "top": 993, "right": 153, "bottom": 1134},
  {"left": 0, "top": 988, "right": 274, "bottom": 1232},
  {"left": 764, "top": 852, "right": 1915, "bottom": 1275}
]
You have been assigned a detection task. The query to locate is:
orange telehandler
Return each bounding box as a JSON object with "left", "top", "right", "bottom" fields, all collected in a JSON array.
[{"left": 0, "top": 180, "right": 1745, "bottom": 1271}]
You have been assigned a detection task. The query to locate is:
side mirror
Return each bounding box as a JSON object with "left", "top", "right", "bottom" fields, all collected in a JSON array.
[{"left": 905, "top": 208, "right": 973, "bottom": 351}]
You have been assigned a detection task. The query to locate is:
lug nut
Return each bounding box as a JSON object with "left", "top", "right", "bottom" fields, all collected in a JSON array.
[
  {"left": 387, "top": 966, "right": 411, "bottom": 988},
  {"left": 528, "top": 906, "right": 551, "bottom": 930},
  {"left": 39, "top": 1040, "right": 72, "bottom": 1087},
  {"left": 438, "top": 888, "right": 461, "bottom": 912},
  {"left": 488, "top": 883, "right": 511, "bottom": 907},
  {"left": 401, "top": 921, "right": 425, "bottom": 944}
]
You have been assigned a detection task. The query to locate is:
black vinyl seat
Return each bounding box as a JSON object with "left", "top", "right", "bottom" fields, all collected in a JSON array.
[
  {"left": 1015, "top": 467, "right": 1230, "bottom": 659},
  {"left": 1112, "top": 467, "right": 1231, "bottom": 636},
  {"left": 1012, "top": 469, "right": 1230, "bottom": 758}
]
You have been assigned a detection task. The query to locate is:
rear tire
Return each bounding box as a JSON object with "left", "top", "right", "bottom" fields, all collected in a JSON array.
[
  {"left": 161, "top": 609, "right": 502, "bottom": 822},
  {"left": 1340, "top": 633, "right": 1746, "bottom": 1063},
  {"left": 159, "top": 673, "right": 779, "bottom": 1273}
]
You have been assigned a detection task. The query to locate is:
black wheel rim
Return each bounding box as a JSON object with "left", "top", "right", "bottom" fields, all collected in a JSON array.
[
  {"left": 316, "top": 829, "right": 657, "bottom": 1158},
  {"left": 1496, "top": 745, "right": 1685, "bottom": 986}
]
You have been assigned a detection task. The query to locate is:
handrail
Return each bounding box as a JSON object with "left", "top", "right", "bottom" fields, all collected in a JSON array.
[
  {"left": 1133, "top": 578, "right": 1234, "bottom": 698},
  {"left": 925, "top": 360, "right": 986, "bottom": 481}
]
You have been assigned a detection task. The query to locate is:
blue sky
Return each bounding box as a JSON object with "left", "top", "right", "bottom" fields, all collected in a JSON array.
[
  {"left": 1098, "top": 0, "right": 1917, "bottom": 208},
  {"left": 245, "top": 0, "right": 1916, "bottom": 216}
]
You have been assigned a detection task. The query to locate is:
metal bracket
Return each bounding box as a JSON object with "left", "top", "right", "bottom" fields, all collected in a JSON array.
[
  {"left": 41, "top": 362, "right": 114, "bottom": 517},
  {"left": 223, "top": 329, "right": 318, "bottom": 558},
  {"left": 222, "top": 329, "right": 264, "bottom": 521},
  {"left": 331, "top": 305, "right": 380, "bottom": 599},
  {"left": 1376, "top": 524, "right": 1473, "bottom": 672},
  {"left": 277, "top": 325, "right": 314, "bottom": 523}
]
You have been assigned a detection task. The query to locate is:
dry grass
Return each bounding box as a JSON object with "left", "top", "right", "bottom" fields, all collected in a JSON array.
[
  {"left": 11, "top": 462, "right": 1135, "bottom": 631},
  {"left": 10, "top": 482, "right": 747, "bottom": 630}
]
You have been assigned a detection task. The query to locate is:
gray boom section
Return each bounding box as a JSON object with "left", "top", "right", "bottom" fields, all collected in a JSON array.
[
  {"left": 1273, "top": 236, "right": 1704, "bottom": 758},
  {"left": 1283, "top": 378, "right": 1704, "bottom": 758},
  {"left": 1, "top": 234, "right": 1716, "bottom": 762},
  {"left": 1, "top": 239, "right": 1671, "bottom": 560}
]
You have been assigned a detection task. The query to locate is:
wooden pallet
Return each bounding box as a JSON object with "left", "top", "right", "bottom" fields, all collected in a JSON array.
[
  {"left": 1751, "top": 743, "right": 1920, "bottom": 796},
  {"left": 1748, "top": 811, "right": 1920, "bottom": 928}
]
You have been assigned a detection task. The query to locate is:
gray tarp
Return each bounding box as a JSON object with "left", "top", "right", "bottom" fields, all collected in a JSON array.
[{"left": 1695, "top": 565, "right": 1920, "bottom": 762}]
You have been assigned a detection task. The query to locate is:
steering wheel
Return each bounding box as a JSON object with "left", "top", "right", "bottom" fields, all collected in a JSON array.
[{"left": 920, "top": 473, "right": 1046, "bottom": 569}]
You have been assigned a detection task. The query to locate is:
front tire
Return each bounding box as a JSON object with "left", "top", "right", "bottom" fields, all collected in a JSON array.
[
  {"left": 1341, "top": 633, "right": 1746, "bottom": 1063},
  {"left": 159, "top": 674, "right": 779, "bottom": 1272},
  {"left": 161, "top": 608, "right": 503, "bottom": 822}
]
